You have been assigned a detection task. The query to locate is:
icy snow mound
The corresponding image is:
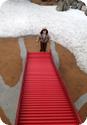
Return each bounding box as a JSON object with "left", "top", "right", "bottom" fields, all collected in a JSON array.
[{"left": 0, "top": 0, "right": 87, "bottom": 73}]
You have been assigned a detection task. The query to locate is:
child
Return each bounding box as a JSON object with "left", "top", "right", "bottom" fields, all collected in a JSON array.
[{"left": 38, "top": 28, "right": 50, "bottom": 52}]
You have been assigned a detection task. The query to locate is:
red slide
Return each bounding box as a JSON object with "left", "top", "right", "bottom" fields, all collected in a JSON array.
[{"left": 15, "top": 52, "right": 81, "bottom": 125}]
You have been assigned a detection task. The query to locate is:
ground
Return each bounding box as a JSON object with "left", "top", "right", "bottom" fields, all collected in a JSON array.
[
  {"left": 0, "top": 36, "right": 87, "bottom": 124},
  {"left": 32, "top": 0, "right": 56, "bottom": 5}
]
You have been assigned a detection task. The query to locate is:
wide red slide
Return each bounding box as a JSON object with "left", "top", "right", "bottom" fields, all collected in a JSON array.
[{"left": 15, "top": 52, "right": 81, "bottom": 125}]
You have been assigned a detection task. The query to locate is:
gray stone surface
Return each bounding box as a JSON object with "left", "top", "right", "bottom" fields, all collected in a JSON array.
[
  {"left": 18, "top": 37, "right": 27, "bottom": 59},
  {"left": 71, "top": 0, "right": 86, "bottom": 10},
  {"left": 81, "top": 5, "right": 87, "bottom": 11},
  {"left": 56, "top": 0, "right": 70, "bottom": 11},
  {"left": 85, "top": 9, "right": 87, "bottom": 16},
  {"left": 74, "top": 93, "right": 87, "bottom": 111}
]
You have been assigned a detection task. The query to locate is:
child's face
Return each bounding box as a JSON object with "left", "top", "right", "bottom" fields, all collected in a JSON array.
[{"left": 43, "top": 30, "right": 46, "bottom": 35}]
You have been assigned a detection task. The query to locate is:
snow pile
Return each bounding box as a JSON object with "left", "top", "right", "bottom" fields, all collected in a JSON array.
[
  {"left": 0, "top": 0, "right": 87, "bottom": 73},
  {"left": 0, "top": 117, "right": 7, "bottom": 125},
  {"left": 0, "top": 0, "right": 7, "bottom": 7},
  {"left": 82, "top": 0, "right": 87, "bottom": 5},
  {"left": 81, "top": 117, "right": 87, "bottom": 125}
]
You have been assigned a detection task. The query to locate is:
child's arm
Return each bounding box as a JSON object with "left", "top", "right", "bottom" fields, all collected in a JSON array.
[{"left": 47, "top": 35, "right": 50, "bottom": 42}]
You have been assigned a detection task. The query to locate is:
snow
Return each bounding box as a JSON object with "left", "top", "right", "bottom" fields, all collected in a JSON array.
[
  {"left": 0, "top": 0, "right": 7, "bottom": 7},
  {"left": 81, "top": 117, "right": 87, "bottom": 125},
  {"left": 0, "top": 0, "right": 87, "bottom": 73},
  {"left": 82, "top": 0, "right": 87, "bottom": 5},
  {"left": 0, "top": 117, "right": 8, "bottom": 125}
]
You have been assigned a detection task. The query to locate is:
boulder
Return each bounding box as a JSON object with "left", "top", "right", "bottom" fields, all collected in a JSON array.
[
  {"left": 56, "top": 0, "right": 70, "bottom": 11},
  {"left": 77, "top": 1, "right": 86, "bottom": 10},
  {"left": 56, "top": 0, "right": 86, "bottom": 11},
  {"left": 71, "top": 0, "right": 85, "bottom": 10},
  {"left": 71, "top": 0, "right": 78, "bottom": 9},
  {"left": 81, "top": 5, "right": 87, "bottom": 11},
  {"left": 85, "top": 9, "right": 87, "bottom": 16}
]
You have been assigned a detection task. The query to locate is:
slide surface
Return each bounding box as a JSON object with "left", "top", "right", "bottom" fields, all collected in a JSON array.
[{"left": 16, "top": 52, "right": 80, "bottom": 125}]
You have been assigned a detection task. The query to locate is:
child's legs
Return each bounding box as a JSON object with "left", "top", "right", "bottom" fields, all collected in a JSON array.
[
  {"left": 40, "top": 42, "right": 44, "bottom": 51},
  {"left": 43, "top": 42, "right": 47, "bottom": 52}
]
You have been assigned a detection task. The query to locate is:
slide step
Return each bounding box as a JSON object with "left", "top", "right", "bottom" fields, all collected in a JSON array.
[{"left": 16, "top": 52, "right": 80, "bottom": 125}]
